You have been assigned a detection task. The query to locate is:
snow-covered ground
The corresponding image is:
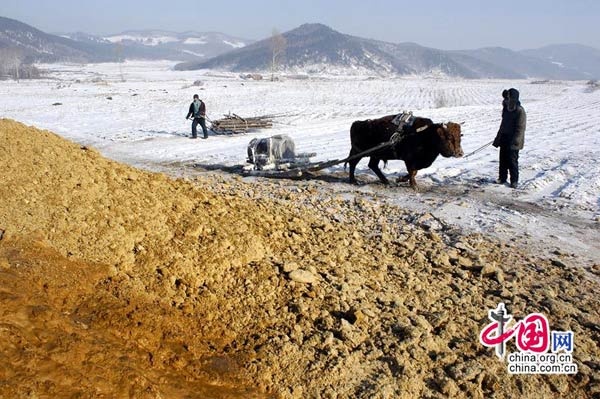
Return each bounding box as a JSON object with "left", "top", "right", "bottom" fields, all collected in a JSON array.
[{"left": 1, "top": 60, "right": 599, "bottom": 265}]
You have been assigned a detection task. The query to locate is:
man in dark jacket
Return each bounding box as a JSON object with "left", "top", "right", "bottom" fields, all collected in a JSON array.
[
  {"left": 493, "top": 88, "right": 526, "bottom": 188},
  {"left": 501, "top": 89, "right": 509, "bottom": 110},
  {"left": 186, "top": 94, "right": 208, "bottom": 139}
]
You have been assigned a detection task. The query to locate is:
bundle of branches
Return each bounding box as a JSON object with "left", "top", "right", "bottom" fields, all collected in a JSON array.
[{"left": 211, "top": 113, "right": 274, "bottom": 134}]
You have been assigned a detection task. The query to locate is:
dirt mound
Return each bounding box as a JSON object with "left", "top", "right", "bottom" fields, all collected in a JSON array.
[{"left": 0, "top": 119, "right": 598, "bottom": 398}]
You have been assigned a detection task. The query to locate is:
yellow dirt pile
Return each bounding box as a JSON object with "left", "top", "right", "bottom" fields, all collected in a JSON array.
[{"left": 0, "top": 119, "right": 598, "bottom": 398}]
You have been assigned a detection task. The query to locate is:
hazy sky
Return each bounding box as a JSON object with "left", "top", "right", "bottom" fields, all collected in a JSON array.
[{"left": 1, "top": 0, "right": 599, "bottom": 50}]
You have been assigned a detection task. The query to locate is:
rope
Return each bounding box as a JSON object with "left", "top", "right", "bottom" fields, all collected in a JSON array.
[{"left": 463, "top": 140, "right": 494, "bottom": 158}]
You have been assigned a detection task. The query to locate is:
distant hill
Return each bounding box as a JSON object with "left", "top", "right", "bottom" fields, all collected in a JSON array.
[
  {"left": 175, "top": 23, "right": 598, "bottom": 80},
  {"left": 0, "top": 16, "right": 105, "bottom": 63},
  {"left": 520, "top": 44, "right": 600, "bottom": 79},
  {"left": 0, "top": 16, "right": 251, "bottom": 63},
  {"left": 0, "top": 16, "right": 194, "bottom": 62},
  {"left": 100, "top": 30, "right": 251, "bottom": 60},
  {"left": 2, "top": 16, "right": 598, "bottom": 79},
  {"left": 376, "top": 41, "right": 521, "bottom": 79},
  {"left": 175, "top": 24, "right": 414, "bottom": 74},
  {"left": 454, "top": 47, "right": 589, "bottom": 80}
]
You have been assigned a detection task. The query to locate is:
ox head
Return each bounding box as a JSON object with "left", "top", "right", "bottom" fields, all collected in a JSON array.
[{"left": 436, "top": 122, "right": 464, "bottom": 158}]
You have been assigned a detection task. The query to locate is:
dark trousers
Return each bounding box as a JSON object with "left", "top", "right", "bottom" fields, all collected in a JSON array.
[
  {"left": 192, "top": 117, "right": 208, "bottom": 138},
  {"left": 499, "top": 147, "right": 519, "bottom": 183}
]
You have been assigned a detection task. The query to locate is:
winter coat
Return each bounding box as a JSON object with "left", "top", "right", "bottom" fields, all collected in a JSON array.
[
  {"left": 494, "top": 89, "right": 526, "bottom": 150},
  {"left": 186, "top": 101, "right": 206, "bottom": 119}
]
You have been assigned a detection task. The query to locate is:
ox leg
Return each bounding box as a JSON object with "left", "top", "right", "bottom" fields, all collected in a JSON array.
[
  {"left": 408, "top": 169, "right": 419, "bottom": 190},
  {"left": 399, "top": 161, "right": 414, "bottom": 185},
  {"left": 348, "top": 157, "right": 361, "bottom": 184},
  {"left": 397, "top": 174, "right": 410, "bottom": 183},
  {"left": 368, "top": 157, "right": 389, "bottom": 185}
]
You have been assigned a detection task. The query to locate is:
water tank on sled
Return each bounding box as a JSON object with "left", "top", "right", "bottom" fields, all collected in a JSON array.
[{"left": 247, "top": 134, "right": 296, "bottom": 169}]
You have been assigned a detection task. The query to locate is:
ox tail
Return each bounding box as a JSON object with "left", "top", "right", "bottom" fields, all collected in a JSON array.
[
  {"left": 344, "top": 143, "right": 363, "bottom": 170},
  {"left": 345, "top": 122, "right": 359, "bottom": 170},
  {"left": 344, "top": 150, "right": 352, "bottom": 170}
]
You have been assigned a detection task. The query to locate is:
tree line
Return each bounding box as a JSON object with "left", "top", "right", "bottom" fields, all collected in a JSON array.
[{"left": 0, "top": 48, "right": 41, "bottom": 80}]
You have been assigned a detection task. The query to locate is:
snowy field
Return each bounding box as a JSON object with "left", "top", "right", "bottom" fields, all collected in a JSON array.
[{"left": 1, "top": 60, "right": 599, "bottom": 265}]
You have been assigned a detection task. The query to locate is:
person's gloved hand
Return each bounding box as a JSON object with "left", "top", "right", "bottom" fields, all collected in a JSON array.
[{"left": 493, "top": 137, "right": 500, "bottom": 148}]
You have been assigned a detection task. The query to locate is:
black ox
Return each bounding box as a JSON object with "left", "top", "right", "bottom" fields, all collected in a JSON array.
[{"left": 347, "top": 115, "right": 464, "bottom": 188}]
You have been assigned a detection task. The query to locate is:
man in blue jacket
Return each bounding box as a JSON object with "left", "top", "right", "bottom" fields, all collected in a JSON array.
[
  {"left": 493, "top": 88, "right": 526, "bottom": 188},
  {"left": 186, "top": 94, "right": 208, "bottom": 139}
]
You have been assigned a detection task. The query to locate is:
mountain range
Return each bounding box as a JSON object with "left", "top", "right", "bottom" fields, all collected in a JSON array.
[
  {"left": 0, "top": 16, "right": 251, "bottom": 63},
  {"left": 62, "top": 30, "right": 251, "bottom": 60},
  {"left": 176, "top": 23, "right": 600, "bottom": 80},
  {"left": 1, "top": 16, "right": 598, "bottom": 80}
]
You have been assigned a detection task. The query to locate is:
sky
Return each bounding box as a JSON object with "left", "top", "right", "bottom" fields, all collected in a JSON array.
[{"left": 1, "top": 0, "right": 599, "bottom": 50}]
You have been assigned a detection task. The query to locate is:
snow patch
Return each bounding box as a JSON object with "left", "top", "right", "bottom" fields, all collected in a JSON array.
[
  {"left": 182, "top": 50, "right": 205, "bottom": 57},
  {"left": 106, "top": 35, "right": 179, "bottom": 46},
  {"left": 183, "top": 37, "right": 207, "bottom": 45},
  {"left": 223, "top": 40, "right": 245, "bottom": 48}
]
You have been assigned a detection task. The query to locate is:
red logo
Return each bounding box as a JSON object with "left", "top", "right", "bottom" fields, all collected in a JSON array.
[{"left": 480, "top": 303, "right": 550, "bottom": 358}]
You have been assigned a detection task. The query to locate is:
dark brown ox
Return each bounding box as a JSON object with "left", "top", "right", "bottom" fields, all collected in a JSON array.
[{"left": 347, "top": 115, "right": 464, "bottom": 188}]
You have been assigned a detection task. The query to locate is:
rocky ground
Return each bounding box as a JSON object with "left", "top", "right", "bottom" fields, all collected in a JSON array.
[{"left": 0, "top": 119, "right": 598, "bottom": 398}]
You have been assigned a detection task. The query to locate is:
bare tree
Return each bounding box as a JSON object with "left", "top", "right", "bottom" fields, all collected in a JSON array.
[
  {"left": 114, "top": 43, "right": 125, "bottom": 82},
  {"left": 14, "top": 49, "right": 23, "bottom": 81},
  {"left": 270, "top": 29, "right": 287, "bottom": 81},
  {"left": 0, "top": 49, "right": 6, "bottom": 78},
  {"left": 0, "top": 48, "right": 24, "bottom": 81}
]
